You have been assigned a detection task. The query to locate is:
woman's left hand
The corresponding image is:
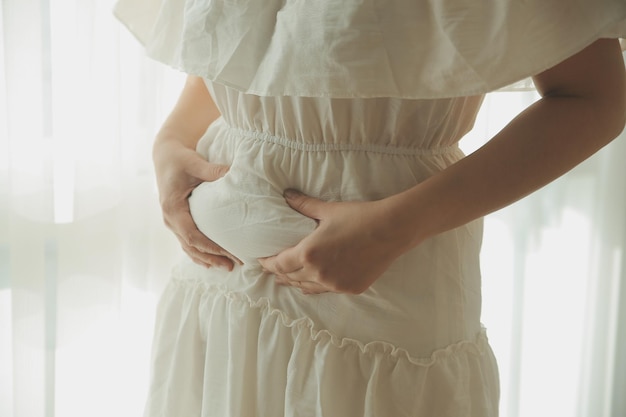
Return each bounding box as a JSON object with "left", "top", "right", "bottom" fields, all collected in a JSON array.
[{"left": 258, "top": 190, "right": 410, "bottom": 295}]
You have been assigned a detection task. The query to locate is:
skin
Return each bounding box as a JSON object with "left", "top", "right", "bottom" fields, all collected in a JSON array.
[
  {"left": 154, "top": 39, "right": 626, "bottom": 293},
  {"left": 153, "top": 76, "right": 241, "bottom": 270}
]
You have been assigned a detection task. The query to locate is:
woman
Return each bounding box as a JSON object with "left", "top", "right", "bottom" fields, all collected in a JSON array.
[{"left": 116, "top": 1, "right": 626, "bottom": 415}]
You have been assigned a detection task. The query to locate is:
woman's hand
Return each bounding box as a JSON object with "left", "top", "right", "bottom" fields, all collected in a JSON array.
[
  {"left": 258, "top": 190, "right": 410, "bottom": 295},
  {"left": 152, "top": 75, "right": 240, "bottom": 270},
  {"left": 154, "top": 137, "right": 241, "bottom": 270}
]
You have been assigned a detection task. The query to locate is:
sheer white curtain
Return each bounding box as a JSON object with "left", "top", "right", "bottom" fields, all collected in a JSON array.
[
  {"left": 0, "top": 1, "right": 183, "bottom": 416},
  {"left": 462, "top": 92, "right": 626, "bottom": 417},
  {"left": 1, "top": 1, "right": 625, "bottom": 416}
]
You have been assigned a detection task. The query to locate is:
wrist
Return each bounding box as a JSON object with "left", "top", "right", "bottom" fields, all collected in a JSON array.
[
  {"left": 153, "top": 131, "right": 197, "bottom": 166},
  {"left": 374, "top": 194, "right": 425, "bottom": 256},
  {"left": 154, "top": 127, "right": 199, "bottom": 150}
]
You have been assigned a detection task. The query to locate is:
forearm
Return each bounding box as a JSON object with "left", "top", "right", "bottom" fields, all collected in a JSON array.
[
  {"left": 389, "top": 39, "right": 626, "bottom": 250},
  {"left": 392, "top": 94, "right": 624, "bottom": 248},
  {"left": 147, "top": 76, "right": 235, "bottom": 270},
  {"left": 154, "top": 75, "right": 221, "bottom": 151}
]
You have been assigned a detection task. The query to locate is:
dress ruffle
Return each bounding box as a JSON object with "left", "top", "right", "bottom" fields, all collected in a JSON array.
[
  {"left": 115, "top": 0, "right": 626, "bottom": 98},
  {"left": 144, "top": 271, "right": 500, "bottom": 417}
]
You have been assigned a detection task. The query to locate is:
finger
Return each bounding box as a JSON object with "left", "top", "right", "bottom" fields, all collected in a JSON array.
[
  {"left": 298, "top": 281, "right": 329, "bottom": 294},
  {"left": 173, "top": 223, "right": 242, "bottom": 268},
  {"left": 274, "top": 265, "right": 310, "bottom": 283},
  {"left": 258, "top": 249, "right": 302, "bottom": 275},
  {"left": 173, "top": 210, "right": 243, "bottom": 265},
  {"left": 181, "top": 244, "right": 234, "bottom": 270},
  {"left": 276, "top": 275, "right": 329, "bottom": 294},
  {"left": 302, "top": 288, "right": 330, "bottom": 295},
  {"left": 183, "top": 245, "right": 212, "bottom": 269},
  {"left": 186, "top": 154, "right": 229, "bottom": 183},
  {"left": 283, "top": 189, "right": 326, "bottom": 220},
  {"left": 179, "top": 239, "right": 222, "bottom": 270}
]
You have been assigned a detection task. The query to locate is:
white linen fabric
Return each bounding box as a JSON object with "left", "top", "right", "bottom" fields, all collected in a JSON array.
[
  {"left": 114, "top": 0, "right": 626, "bottom": 98},
  {"left": 113, "top": 1, "right": 626, "bottom": 416},
  {"left": 154, "top": 82, "right": 499, "bottom": 416}
]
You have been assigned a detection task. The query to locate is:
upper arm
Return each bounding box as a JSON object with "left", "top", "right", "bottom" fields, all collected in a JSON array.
[{"left": 532, "top": 38, "right": 626, "bottom": 136}]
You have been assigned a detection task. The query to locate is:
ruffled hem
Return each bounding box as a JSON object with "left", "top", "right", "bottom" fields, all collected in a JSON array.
[
  {"left": 173, "top": 277, "right": 488, "bottom": 367},
  {"left": 115, "top": 0, "right": 626, "bottom": 99},
  {"left": 143, "top": 271, "right": 500, "bottom": 417}
]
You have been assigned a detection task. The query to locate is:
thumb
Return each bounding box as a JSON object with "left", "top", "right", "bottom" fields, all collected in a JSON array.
[
  {"left": 284, "top": 189, "right": 325, "bottom": 219},
  {"left": 187, "top": 154, "right": 230, "bottom": 182}
]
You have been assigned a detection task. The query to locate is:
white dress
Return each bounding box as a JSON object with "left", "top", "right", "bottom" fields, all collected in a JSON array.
[{"left": 114, "top": 1, "right": 626, "bottom": 415}]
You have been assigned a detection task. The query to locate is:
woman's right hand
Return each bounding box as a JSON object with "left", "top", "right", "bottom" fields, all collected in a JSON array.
[{"left": 153, "top": 137, "right": 242, "bottom": 270}]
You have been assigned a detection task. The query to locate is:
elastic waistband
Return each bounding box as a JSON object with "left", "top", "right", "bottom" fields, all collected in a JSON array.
[{"left": 223, "top": 124, "right": 461, "bottom": 157}]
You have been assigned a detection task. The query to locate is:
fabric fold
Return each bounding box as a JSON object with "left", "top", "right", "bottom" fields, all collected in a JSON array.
[
  {"left": 143, "top": 276, "right": 500, "bottom": 417},
  {"left": 114, "top": 0, "right": 626, "bottom": 98}
]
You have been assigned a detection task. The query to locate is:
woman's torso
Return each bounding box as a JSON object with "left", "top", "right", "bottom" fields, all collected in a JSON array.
[{"left": 184, "top": 80, "right": 486, "bottom": 358}]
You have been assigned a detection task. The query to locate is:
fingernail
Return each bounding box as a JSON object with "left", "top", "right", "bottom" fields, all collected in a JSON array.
[{"left": 283, "top": 189, "right": 301, "bottom": 199}]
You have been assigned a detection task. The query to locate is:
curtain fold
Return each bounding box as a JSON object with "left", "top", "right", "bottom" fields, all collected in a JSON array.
[
  {"left": 1, "top": 1, "right": 624, "bottom": 416},
  {"left": 463, "top": 92, "right": 626, "bottom": 417},
  {"left": 1, "top": 1, "right": 183, "bottom": 416}
]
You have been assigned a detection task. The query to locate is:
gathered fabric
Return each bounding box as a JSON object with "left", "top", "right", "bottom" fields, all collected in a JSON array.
[{"left": 146, "top": 268, "right": 499, "bottom": 417}]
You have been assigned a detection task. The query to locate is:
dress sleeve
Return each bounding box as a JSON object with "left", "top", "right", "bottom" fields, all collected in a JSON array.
[{"left": 114, "top": 0, "right": 626, "bottom": 99}]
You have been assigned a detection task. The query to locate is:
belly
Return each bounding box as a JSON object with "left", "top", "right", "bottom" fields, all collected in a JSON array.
[
  {"left": 188, "top": 117, "right": 462, "bottom": 268},
  {"left": 188, "top": 172, "right": 317, "bottom": 264}
]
